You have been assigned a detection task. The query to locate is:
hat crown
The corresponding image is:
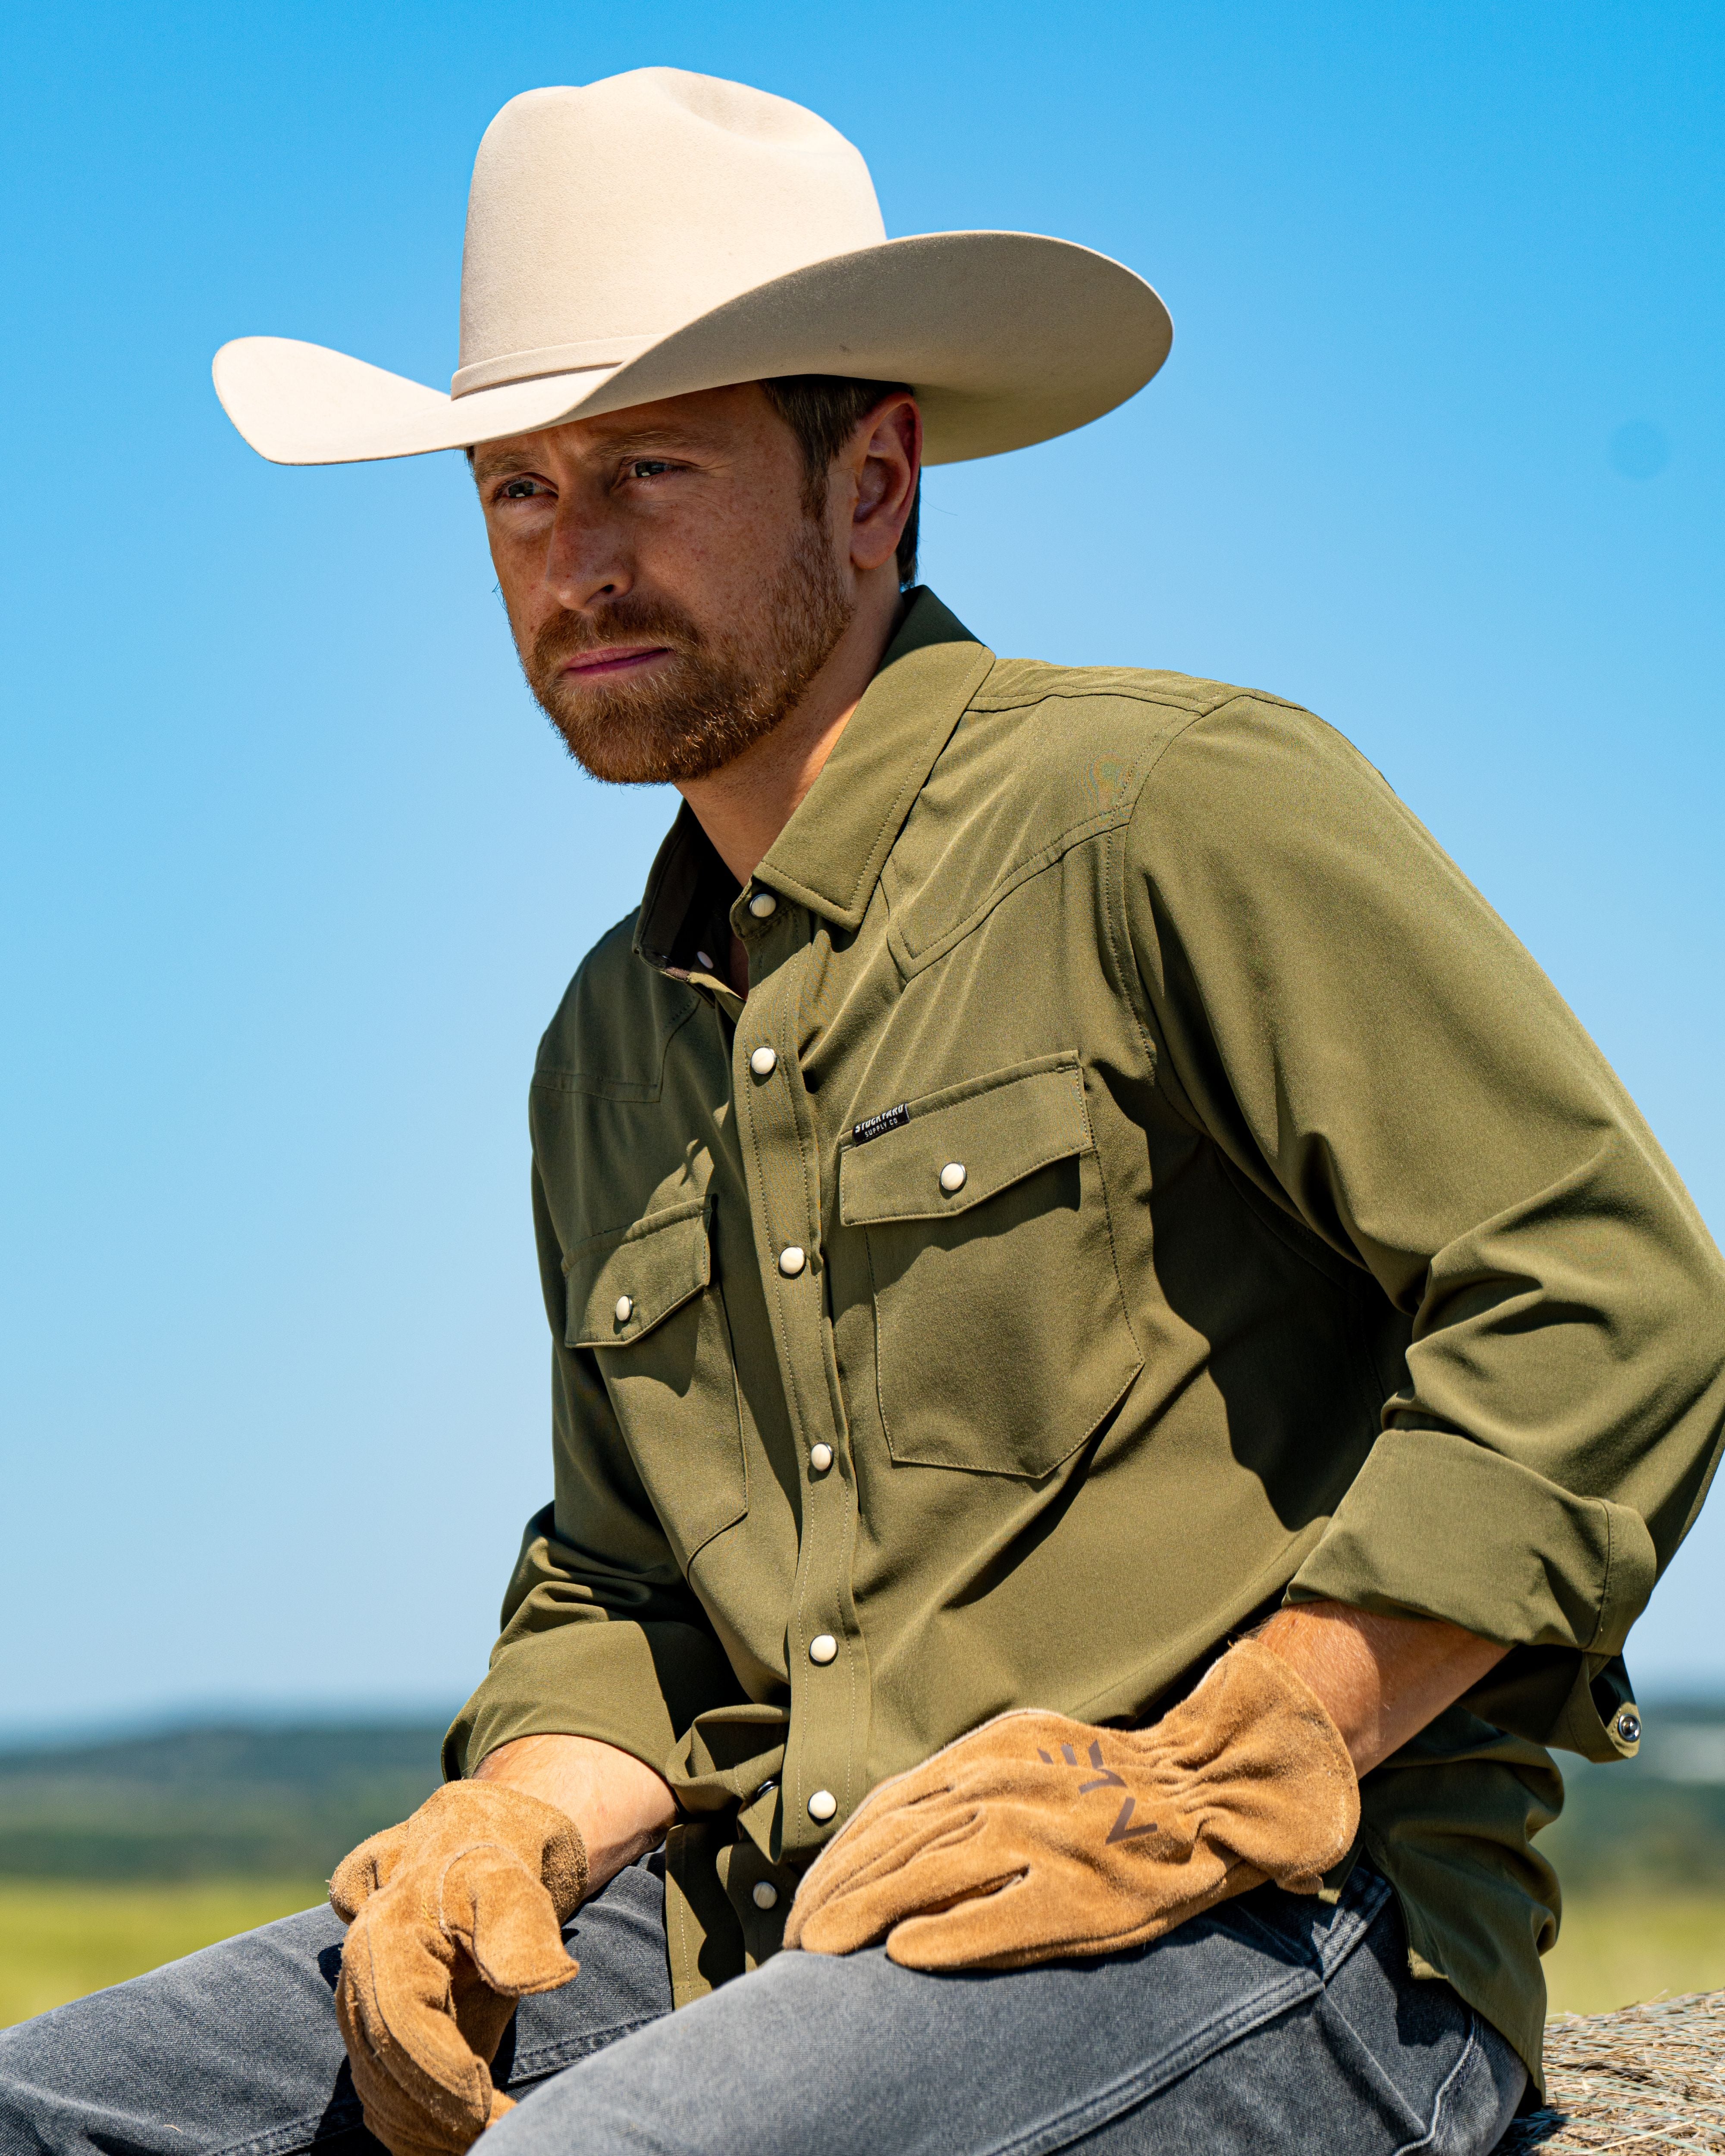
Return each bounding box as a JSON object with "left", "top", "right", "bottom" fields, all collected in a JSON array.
[{"left": 455, "top": 69, "right": 888, "bottom": 395}]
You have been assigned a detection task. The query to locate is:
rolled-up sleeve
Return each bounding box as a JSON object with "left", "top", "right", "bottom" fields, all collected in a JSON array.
[
  {"left": 1125, "top": 695, "right": 1725, "bottom": 1749},
  {"left": 443, "top": 1167, "right": 743, "bottom": 1781}
]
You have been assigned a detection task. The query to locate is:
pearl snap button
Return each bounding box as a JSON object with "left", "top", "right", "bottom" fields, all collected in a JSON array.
[
  {"left": 747, "top": 890, "right": 778, "bottom": 919},
  {"left": 808, "top": 1789, "right": 837, "bottom": 1822},
  {"left": 614, "top": 1295, "right": 634, "bottom": 1324},
  {"left": 750, "top": 1046, "right": 778, "bottom": 1078},
  {"left": 695, "top": 950, "right": 714, "bottom": 971},
  {"left": 939, "top": 1161, "right": 968, "bottom": 1194},
  {"left": 752, "top": 1880, "right": 779, "bottom": 1910},
  {"left": 809, "top": 1443, "right": 834, "bottom": 1473},
  {"left": 809, "top": 1634, "right": 837, "bottom": 1665},
  {"left": 1615, "top": 1708, "right": 1642, "bottom": 1745},
  {"left": 778, "top": 1245, "right": 806, "bottom": 1277}
]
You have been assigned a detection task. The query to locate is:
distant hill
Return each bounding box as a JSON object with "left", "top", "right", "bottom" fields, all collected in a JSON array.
[
  {"left": 0, "top": 1722, "right": 447, "bottom": 1881},
  {"left": 1544, "top": 1701, "right": 1725, "bottom": 1893},
  {"left": 0, "top": 1700, "right": 1719, "bottom": 1887}
]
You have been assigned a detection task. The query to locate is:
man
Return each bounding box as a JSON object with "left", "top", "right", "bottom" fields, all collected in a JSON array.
[{"left": 3, "top": 63, "right": 1721, "bottom": 2156}]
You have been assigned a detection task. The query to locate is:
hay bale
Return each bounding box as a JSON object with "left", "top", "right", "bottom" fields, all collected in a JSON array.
[{"left": 1501, "top": 1988, "right": 1725, "bottom": 2151}]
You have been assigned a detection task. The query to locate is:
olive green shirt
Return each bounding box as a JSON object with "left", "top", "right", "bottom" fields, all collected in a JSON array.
[{"left": 446, "top": 590, "right": 1725, "bottom": 2083}]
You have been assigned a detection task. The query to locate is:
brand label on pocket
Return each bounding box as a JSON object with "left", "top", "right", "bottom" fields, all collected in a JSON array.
[{"left": 852, "top": 1102, "right": 910, "bottom": 1146}]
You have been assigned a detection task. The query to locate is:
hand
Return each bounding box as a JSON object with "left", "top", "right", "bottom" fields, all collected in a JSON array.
[
  {"left": 330, "top": 1781, "right": 587, "bottom": 2156},
  {"left": 784, "top": 1639, "right": 1358, "bottom": 1970}
]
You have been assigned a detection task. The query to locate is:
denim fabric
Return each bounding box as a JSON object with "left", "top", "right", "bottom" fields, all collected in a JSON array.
[
  {"left": 0, "top": 1864, "right": 672, "bottom": 2156},
  {"left": 0, "top": 1860, "right": 1523, "bottom": 2156}
]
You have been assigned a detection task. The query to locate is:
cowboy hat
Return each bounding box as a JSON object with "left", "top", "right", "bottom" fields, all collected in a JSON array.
[{"left": 213, "top": 67, "right": 1173, "bottom": 467}]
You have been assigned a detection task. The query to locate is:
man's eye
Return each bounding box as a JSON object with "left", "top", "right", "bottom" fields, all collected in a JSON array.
[
  {"left": 628, "top": 459, "right": 674, "bottom": 480},
  {"left": 499, "top": 478, "right": 546, "bottom": 500}
]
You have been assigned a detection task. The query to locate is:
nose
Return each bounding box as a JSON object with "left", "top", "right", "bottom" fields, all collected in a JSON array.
[{"left": 543, "top": 496, "right": 632, "bottom": 613}]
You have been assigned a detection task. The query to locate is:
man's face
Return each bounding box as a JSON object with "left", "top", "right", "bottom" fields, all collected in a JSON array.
[{"left": 473, "top": 385, "right": 854, "bottom": 785}]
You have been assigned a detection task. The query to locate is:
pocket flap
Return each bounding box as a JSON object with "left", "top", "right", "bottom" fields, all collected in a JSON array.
[
  {"left": 565, "top": 1199, "right": 711, "bottom": 1348},
  {"left": 840, "top": 1054, "right": 1092, "bottom": 1225}
]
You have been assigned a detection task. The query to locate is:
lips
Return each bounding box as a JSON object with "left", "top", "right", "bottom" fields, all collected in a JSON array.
[{"left": 560, "top": 643, "right": 672, "bottom": 679}]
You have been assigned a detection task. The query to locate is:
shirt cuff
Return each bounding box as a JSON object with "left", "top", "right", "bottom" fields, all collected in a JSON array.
[
  {"left": 1287, "top": 1426, "right": 1657, "bottom": 1657},
  {"left": 1457, "top": 1647, "right": 1643, "bottom": 1762},
  {"left": 442, "top": 1617, "right": 743, "bottom": 1782}
]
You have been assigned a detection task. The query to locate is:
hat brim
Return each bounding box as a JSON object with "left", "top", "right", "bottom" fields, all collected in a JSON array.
[{"left": 213, "top": 231, "right": 1172, "bottom": 467}]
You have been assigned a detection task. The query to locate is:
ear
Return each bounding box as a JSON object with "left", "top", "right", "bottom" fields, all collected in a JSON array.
[{"left": 844, "top": 395, "right": 922, "bottom": 576}]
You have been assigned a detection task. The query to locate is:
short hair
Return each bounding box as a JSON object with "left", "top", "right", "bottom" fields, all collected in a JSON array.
[{"left": 759, "top": 375, "right": 920, "bottom": 588}]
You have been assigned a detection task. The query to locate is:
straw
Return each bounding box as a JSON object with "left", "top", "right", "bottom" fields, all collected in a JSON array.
[{"left": 1500, "top": 1990, "right": 1725, "bottom": 2153}]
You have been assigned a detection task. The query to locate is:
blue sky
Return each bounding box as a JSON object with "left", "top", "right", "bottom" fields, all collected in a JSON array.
[{"left": 2, "top": 1, "right": 1721, "bottom": 1731}]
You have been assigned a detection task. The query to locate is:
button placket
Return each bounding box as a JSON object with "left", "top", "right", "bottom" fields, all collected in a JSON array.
[
  {"left": 716, "top": 1831, "right": 791, "bottom": 1969},
  {"left": 728, "top": 931, "right": 864, "bottom": 1857}
]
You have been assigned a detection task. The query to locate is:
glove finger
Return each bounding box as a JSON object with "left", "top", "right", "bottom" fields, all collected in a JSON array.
[
  {"left": 440, "top": 1846, "right": 580, "bottom": 1998},
  {"left": 797, "top": 1718, "right": 1101, "bottom": 1911},
  {"left": 789, "top": 1706, "right": 1087, "bottom": 1937},
  {"left": 336, "top": 1895, "right": 495, "bottom": 2147},
  {"left": 340, "top": 2049, "right": 473, "bottom": 2156},
  {"left": 787, "top": 1787, "right": 977, "bottom": 1937},
  {"left": 351, "top": 2075, "right": 512, "bottom": 2156},
  {"left": 331, "top": 1821, "right": 412, "bottom": 1923},
  {"left": 883, "top": 1868, "right": 1056, "bottom": 1971},
  {"left": 787, "top": 1798, "right": 978, "bottom": 1949},
  {"left": 885, "top": 1874, "right": 1142, "bottom": 1972},
  {"left": 449, "top": 1965, "right": 521, "bottom": 2074},
  {"left": 886, "top": 1840, "right": 1262, "bottom": 1973},
  {"left": 793, "top": 1813, "right": 1012, "bottom": 1956}
]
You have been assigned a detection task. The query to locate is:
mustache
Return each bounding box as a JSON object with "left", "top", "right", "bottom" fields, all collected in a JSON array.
[{"left": 530, "top": 599, "right": 705, "bottom": 677}]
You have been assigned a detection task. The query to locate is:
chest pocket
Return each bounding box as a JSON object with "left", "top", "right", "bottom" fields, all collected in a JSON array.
[
  {"left": 839, "top": 1053, "right": 1142, "bottom": 1478},
  {"left": 565, "top": 1198, "right": 747, "bottom": 1569}
]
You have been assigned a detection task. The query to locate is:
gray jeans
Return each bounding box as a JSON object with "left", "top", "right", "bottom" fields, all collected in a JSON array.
[{"left": 0, "top": 1857, "right": 1524, "bottom": 2156}]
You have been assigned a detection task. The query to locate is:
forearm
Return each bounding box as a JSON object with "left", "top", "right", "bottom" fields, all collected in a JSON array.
[
  {"left": 1257, "top": 1599, "right": 1506, "bottom": 1777},
  {"left": 474, "top": 1732, "right": 677, "bottom": 1893}
]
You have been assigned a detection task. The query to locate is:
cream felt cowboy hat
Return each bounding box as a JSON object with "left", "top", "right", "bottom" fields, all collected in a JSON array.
[{"left": 213, "top": 67, "right": 1172, "bottom": 467}]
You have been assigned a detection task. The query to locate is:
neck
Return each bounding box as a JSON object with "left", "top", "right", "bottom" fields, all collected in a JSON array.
[{"left": 677, "top": 576, "right": 904, "bottom": 887}]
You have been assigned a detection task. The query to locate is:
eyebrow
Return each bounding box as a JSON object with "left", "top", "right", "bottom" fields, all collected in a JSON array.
[
  {"left": 469, "top": 423, "right": 718, "bottom": 483},
  {"left": 467, "top": 448, "right": 536, "bottom": 479}
]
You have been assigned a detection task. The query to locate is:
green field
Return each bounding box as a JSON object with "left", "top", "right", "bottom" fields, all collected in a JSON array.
[
  {"left": 1543, "top": 1892, "right": 1725, "bottom": 2015},
  {"left": 2, "top": 1711, "right": 1721, "bottom": 2033},
  {"left": 0, "top": 1878, "right": 326, "bottom": 2027},
  {"left": 3, "top": 1878, "right": 1721, "bottom": 2030}
]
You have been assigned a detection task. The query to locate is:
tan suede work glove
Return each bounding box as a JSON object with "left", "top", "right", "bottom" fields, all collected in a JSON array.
[
  {"left": 785, "top": 1639, "right": 1358, "bottom": 1971},
  {"left": 329, "top": 1781, "right": 587, "bottom": 2156}
]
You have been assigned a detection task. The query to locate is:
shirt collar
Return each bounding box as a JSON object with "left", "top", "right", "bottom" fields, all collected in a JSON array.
[
  {"left": 634, "top": 588, "right": 994, "bottom": 964},
  {"left": 757, "top": 588, "right": 994, "bottom": 930}
]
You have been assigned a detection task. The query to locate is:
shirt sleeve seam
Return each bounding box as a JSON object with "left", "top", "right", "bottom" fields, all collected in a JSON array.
[{"left": 1587, "top": 1503, "right": 1616, "bottom": 1654}]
